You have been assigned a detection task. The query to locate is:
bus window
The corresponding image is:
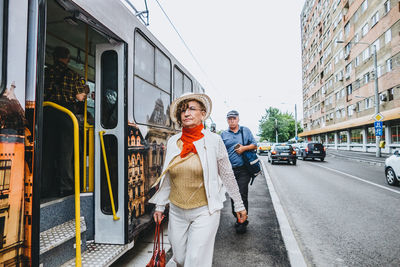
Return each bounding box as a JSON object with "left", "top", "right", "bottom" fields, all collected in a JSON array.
[
  {"left": 0, "top": 0, "right": 8, "bottom": 95},
  {"left": 155, "top": 49, "right": 171, "bottom": 93},
  {"left": 100, "top": 50, "right": 118, "bottom": 129},
  {"left": 100, "top": 135, "right": 118, "bottom": 214},
  {"left": 134, "top": 31, "right": 171, "bottom": 127},
  {"left": 183, "top": 74, "right": 192, "bottom": 93},
  {"left": 173, "top": 67, "right": 192, "bottom": 99},
  {"left": 173, "top": 68, "right": 183, "bottom": 98}
]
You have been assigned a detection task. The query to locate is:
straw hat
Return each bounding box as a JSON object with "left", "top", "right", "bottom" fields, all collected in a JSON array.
[{"left": 169, "top": 92, "right": 212, "bottom": 123}]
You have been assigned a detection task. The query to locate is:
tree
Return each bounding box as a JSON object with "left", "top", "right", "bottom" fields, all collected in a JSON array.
[{"left": 258, "top": 107, "right": 303, "bottom": 143}]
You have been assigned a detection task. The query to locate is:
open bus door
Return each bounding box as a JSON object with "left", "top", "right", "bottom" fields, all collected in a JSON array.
[{"left": 94, "top": 43, "right": 127, "bottom": 244}]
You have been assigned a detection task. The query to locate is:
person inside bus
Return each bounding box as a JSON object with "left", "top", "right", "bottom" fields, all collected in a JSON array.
[
  {"left": 42, "top": 46, "right": 87, "bottom": 198},
  {"left": 150, "top": 92, "right": 247, "bottom": 267}
]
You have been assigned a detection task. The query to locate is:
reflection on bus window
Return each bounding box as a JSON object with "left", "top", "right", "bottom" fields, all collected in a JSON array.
[
  {"left": 134, "top": 77, "right": 170, "bottom": 126},
  {"left": 0, "top": 0, "right": 8, "bottom": 94},
  {"left": 173, "top": 67, "right": 192, "bottom": 99},
  {"left": 101, "top": 50, "right": 118, "bottom": 129},
  {"left": 134, "top": 31, "right": 171, "bottom": 127}
]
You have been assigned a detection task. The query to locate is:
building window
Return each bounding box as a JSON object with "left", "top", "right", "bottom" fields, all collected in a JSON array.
[
  {"left": 384, "top": 0, "right": 391, "bottom": 14},
  {"left": 0, "top": 217, "right": 4, "bottom": 249},
  {"left": 0, "top": 160, "right": 11, "bottom": 191},
  {"left": 373, "top": 40, "right": 380, "bottom": 52},
  {"left": 362, "top": 23, "right": 369, "bottom": 37},
  {"left": 385, "top": 29, "right": 392, "bottom": 44},
  {"left": 346, "top": 84, "right": 353, "bottom": 95},
  {"left": 368, "top": 126, "right": 385, "bottom": 143},
  {"left": 388, "top": 88, "right": 394, "bottom": 101},
  {"left": 362, "top": 48, "right": 370, "bottom": 61},
  {"left": 351, "top": 128, "right": 362, "bottom": 143},
  {"left": 347, "top": 105, "right": 354, "bottom": 117},
  {"left": 0, "top": 0, "right": 7, "bottom": 95},
  {"left": 355, "top": 56, "right": 360, "bottom": 67},
  {"left": 328, "top": 132, "right": 335, "bottom": 143},
  {"left": 344, "top": 22, "right": 350, "bottom": 37},
  {"left": 371, "top": 12, "right": 379, "bottom": 27},
  {"left": 339, "top": 131, "right": 348, "bottom": 144},
  {"left": 392, "top": 124, "right": 400, "bottom": 144},
  {"left": 364, "top": 72, "right": 370, "bottom": 83},
  {"left": 377, "top": 65, "right": 382, "bottom": 77},
  {"left": 386, "top": 58, "right": 392, "bottom": 72},
  {"left": 361, "top": 0, "right": 368, "bottom": 13},
  {"left": 365, "top": 97, "right": 372, "bottom": 109}
]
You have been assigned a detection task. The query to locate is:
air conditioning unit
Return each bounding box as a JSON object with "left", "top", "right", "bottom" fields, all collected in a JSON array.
[
  {"left": 352, "top": 105, "right": 357, "bottom": 110},
  {"left": 338, "top": 76, "right": 343, "bottom": 81},
  {"left": 380, "top": 93, "right": 388, "bottom": 102}
]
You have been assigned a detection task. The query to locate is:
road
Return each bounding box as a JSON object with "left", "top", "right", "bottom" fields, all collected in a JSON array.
[{"left": 262, "top": 154, "right": 400, "bottom": 266}]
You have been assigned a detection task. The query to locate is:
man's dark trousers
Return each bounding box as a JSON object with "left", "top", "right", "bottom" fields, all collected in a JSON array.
[
  {"left": 231, "top": 166, "right": 251, "bottom": 217},
  {"left": 42, "top": 107, "right": 74, "bottom": 197}
]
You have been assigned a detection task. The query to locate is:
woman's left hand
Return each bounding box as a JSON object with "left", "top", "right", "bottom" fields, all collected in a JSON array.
[{"left": 236, "top": 209, "right": 248, "bottom": 223}]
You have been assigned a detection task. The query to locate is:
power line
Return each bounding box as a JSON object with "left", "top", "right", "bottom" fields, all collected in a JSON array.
[{"left": 153, "top": 0, "right": 229, "bottom": 108}]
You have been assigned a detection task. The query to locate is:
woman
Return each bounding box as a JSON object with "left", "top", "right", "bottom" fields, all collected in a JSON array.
[{"left": 149, "top": 92, "right": 247, "bottom": 267}]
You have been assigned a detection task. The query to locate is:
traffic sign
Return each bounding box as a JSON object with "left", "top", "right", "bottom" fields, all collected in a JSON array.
[
  {"left": 373, "top": 113, "right": 384, "bottom": 121},
  {"left": 374, "top": 121, "right": 383, "bottom": 136}
]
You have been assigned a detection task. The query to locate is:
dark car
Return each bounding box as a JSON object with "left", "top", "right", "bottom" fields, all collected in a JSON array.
[
  {"left": 298, "top": 142, "right": 326, "bottom": 161},
  {"left": 268, "top": 144, "right": 297, "bottom": 165}
]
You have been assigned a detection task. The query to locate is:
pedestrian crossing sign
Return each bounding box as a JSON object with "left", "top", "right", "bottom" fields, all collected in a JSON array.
[{"left": 373, "top": 113, "right": 384, "bottom": 121}]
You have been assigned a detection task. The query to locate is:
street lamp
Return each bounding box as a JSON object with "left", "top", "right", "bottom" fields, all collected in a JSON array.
[
  {"left": 336, "top": 40, "right": 381, "bottom": 157},
  {"left": 281, "top": 102, "right": 298, "bottom": 143}
]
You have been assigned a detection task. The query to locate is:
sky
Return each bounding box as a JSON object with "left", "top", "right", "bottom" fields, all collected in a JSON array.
[{"left": 130, "top": 0, "right": 306, "bottom": 137}]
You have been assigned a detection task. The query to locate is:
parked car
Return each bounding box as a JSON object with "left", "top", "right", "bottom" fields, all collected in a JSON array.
[
  {"left": 385, "top": 150, "right": 400, "bottom": 186},
  {"left": 257, "top": 142, "right": 271, "bottom": 155},
  {"left": 268, "top": 144, "right": 297, "bottom": 165},
  {"left": 297, "top": 142, "right": 326, "bottom": 161}
]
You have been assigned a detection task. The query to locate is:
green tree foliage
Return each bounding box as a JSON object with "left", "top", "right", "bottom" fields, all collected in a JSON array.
[{"left": 258, "top": 107, "right": 303, "bottom": 143}]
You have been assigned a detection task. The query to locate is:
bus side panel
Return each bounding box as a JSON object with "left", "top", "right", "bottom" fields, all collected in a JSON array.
[
  {"left": 127, "top": 123, "right": 171, "bottom": 242},
  {"left": 0, "top": 0, "right": 31, "bottom": 265}
]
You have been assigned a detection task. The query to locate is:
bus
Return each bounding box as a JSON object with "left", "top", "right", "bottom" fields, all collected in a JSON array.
[{"left": 0, "top": 0, "right": 204, "bottom": 265}]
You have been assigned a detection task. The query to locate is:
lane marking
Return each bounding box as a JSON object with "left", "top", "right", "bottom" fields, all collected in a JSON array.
[
  {"left": 310, "top": 163, "right": 400, "bottom": 195},
  {"left": 261, "top": 160, "right": 307, "bottom": 267}
]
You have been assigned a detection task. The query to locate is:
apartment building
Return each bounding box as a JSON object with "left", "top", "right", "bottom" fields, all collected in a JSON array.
[{"left": 299, "top": 0, "right": 400, "bottom": 153}]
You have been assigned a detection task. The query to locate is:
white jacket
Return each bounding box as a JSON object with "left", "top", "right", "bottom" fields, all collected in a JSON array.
[{"left": 149, "top": 129, "right": 244, "bottom": 214}]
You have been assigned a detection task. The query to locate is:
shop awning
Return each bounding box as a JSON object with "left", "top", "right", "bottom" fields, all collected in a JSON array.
[{"left": 299, "top": 107, "right": 400, "bottom": 137}]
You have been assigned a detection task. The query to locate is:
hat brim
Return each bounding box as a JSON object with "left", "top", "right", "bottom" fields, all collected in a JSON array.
[{"left": 170, "top": 93, "right": 212, "bottom": 124}]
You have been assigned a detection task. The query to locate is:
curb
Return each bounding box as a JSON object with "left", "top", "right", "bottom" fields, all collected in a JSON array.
[
  {"left": 328, "top": 154, "right": 384, "bottom": 167},
  {"left": 260, "top": 160, "right": 307, "bottom": 267}
]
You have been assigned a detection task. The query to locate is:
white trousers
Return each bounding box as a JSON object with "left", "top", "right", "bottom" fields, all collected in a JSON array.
[{"left": 168, "top": 204, "right": 221, "bottom": 267}]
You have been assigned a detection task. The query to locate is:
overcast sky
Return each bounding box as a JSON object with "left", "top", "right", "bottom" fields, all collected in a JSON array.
[{"left": 131, "top": 0, "right": 306, "bottom": 136}]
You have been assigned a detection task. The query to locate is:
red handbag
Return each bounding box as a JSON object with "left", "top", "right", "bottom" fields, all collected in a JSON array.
[{"left": 146, "top": 220, "right": 166, "bottom": 267}]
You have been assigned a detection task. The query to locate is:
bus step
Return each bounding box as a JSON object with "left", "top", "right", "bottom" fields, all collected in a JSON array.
[
  {"left": 61, "top": 242, "right": 132, "bottom": 267},
  {"left": 40, "top": 217, "right": 87, "bottom": 266}
]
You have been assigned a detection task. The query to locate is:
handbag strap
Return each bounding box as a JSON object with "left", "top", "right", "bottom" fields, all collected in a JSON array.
[{"left": 240, "top": 126, "right": 245, "bottom": 146}]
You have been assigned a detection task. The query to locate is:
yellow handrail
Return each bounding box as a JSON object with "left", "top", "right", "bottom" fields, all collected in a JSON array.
[
  {"left": 43, "top": 101, "right": 81, "bottom": 267},
  {"left": 88, "top": 125, "right": 94, "bottom": 192},
  {"left": 98, "top": 131, "right": 120, "bottom": 221}
]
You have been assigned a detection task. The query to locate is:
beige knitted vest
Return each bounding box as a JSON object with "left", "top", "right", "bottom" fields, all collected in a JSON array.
[{"left": 168, "top": 139, "right": 208, "bottom": 209}]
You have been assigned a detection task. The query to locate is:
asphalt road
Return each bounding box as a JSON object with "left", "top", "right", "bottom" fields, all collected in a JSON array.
[{"left": 262, "top": 154, "right": 400, "bottom": 266}]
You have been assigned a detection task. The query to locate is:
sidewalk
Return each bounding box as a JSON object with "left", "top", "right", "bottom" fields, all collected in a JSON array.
[{"left": 327, "top": 149, "right": 390, "bottom": 166}]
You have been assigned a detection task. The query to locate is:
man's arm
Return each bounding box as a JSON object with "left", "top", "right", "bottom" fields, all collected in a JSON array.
[{"left": 234, "top": 127, "right": 257, "bottom": 154}]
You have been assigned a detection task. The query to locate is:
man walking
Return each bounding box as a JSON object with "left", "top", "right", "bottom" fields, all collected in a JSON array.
[
  {"left": 42, "top": 46, "right": 87, "bottom": 198},
  {"left": 221, "top": 110, "right": 257, "bottom": 234}
]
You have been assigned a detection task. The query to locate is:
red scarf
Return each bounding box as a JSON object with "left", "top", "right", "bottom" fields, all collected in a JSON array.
[{"left": 180, "top": 124, "right": 204, "bottom": 158}]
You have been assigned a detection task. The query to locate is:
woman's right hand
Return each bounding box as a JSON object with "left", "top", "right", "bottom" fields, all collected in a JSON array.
[{"left": 153, "top": 211, "right": 164, "bottom": 223}]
